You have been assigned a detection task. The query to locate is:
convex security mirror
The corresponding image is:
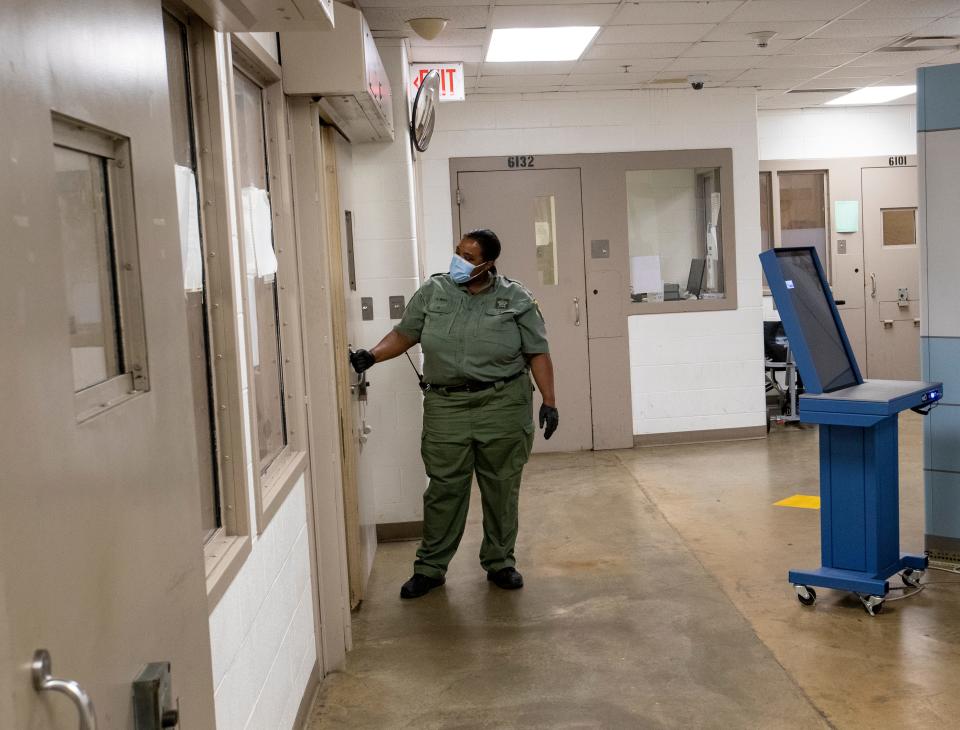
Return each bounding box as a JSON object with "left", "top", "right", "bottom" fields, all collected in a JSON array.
[{"left": 410, "top": 69, "right": 440, "bottom": 152}]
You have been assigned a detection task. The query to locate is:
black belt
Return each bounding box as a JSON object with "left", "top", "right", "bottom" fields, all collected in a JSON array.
[{"left": 426, "top": 370, "right": 526, "bottom": 394}]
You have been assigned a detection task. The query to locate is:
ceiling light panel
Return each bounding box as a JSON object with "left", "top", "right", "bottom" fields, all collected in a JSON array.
[
  {"left": 585, "top": 42, "right": 692, "bottom": 60},
  {"left": 598, "top": 24, "right": 717, "bottom": 44},
  {"left": 486, "top": 27, "right": 601, "bottom": 62},
  {"left": 491, "top": 4, "right": 615, "bottom": 28},
  {"left": 825, "top": 85, "right": 917, "bottom": 104},
  {"left": 611, "top": 1, "right": 743, "bottom": 25},
  {"left": 728, "top": 0, "right": 866, "bottom": 22}
]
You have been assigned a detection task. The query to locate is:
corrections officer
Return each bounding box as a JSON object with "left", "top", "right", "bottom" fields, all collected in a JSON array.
[{"left": 350, "top": 229, "right": 559, "bottom": 599}]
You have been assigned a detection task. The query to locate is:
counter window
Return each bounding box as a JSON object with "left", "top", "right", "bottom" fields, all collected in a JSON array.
[{"left": 626, "top": 167, "right": 724, "bottom": 303}]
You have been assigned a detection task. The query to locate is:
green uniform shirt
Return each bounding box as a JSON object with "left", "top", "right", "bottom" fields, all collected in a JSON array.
[{"left": 394, "top": 273, "right": 549, "bottom": 385}]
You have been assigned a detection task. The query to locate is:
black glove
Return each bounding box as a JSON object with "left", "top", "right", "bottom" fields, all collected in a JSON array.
[
  {"left": 349, "top": 348, "right": 376, "bottom": 374},
  {"left": 539, "top": 404, "right": 559, "bottom": 440}
]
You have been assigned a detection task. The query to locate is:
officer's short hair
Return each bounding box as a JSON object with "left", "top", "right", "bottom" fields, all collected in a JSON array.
[{"left": 464, "top": 229, "right": 501, "bottom": 263}]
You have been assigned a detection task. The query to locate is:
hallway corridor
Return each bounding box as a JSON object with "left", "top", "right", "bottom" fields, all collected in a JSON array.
[{"left": 307, "top": 419, "right": 960, "bottom": 729}]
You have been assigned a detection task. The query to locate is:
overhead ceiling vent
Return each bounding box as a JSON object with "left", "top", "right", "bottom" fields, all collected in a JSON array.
[
  {"left": 880, "top": 36, "right": 960, "bottom": 52},
  {"left": 787, "top": 88, "right": 855, "bottom": 94}
]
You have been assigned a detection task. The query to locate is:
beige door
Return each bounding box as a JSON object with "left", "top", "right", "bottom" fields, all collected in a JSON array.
[
  {"left": 862, "top": 166, "right": 921, "bottom": 380},
  {"left": 457, "top": 169, "right": 593, "bottom": 452},
  {"left": 0, "top": 2, "right": 215, "bottom": 727}
]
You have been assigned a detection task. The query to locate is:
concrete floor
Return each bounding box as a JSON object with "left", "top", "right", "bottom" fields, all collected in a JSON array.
[{"left": 308, "top": 416, "right": 960, "bottom": 729}]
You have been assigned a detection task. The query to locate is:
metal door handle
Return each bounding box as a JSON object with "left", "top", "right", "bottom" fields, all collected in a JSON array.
[
  {"left": 32, "top": 650, "right": 97, "bottom": 730},
  {"left": 870, "top": 273, "right": 877, "bottom": 298},
  {"left": 573, "top": 297, "right": 581, "bottom": 326}
]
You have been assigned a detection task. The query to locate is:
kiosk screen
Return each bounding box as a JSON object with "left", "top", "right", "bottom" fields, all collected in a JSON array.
[{"left": 777, "top": 249, "right": 859, "bottom": 392}]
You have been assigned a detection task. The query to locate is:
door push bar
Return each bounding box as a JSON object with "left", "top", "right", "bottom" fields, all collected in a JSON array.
[{"left": 32, "top": 649, "right": 97, "bottom": 730}]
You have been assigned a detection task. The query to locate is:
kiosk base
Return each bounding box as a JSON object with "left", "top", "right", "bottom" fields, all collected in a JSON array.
[{"left": 790, "top": 554, "right": 928, "bottom": 615}]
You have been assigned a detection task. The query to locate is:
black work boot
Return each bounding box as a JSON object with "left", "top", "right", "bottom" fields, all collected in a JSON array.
[
  {"left": 400, "top": 573, "right": 445, "bottom": 599},
  {"left": 487, "top": 566, "right": 524, "bottom": 590}
]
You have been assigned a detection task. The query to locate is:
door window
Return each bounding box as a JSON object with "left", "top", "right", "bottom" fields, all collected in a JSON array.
[
  {"left": 533, "top": 195, "right": 558, "bottom": 286},
  {"left": 164, "top": 10, "right": 222, "bottom": 542},
  {"left": 881, "top": 208, "right": 917, "bottom": 247},
  {"left": 53, "top": 116, "right": 149, "bottom": 419},
  {"left": 778, "top": 170, "right": 829, "bottom": 274},
  {"left": 625, "top": 167, "right": 724, "bottom": 302},
  {"left": 233, "top": 68, "right": 288, "bottom": 473}
]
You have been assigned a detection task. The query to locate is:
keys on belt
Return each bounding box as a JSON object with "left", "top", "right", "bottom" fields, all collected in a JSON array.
[{"left": 426, "top": 370, "right": 525, "bottom": 394}]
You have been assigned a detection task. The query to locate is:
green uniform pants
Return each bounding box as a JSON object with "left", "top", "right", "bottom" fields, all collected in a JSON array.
[{"left": 414, "top": 375, "right": 535, "bottom": 578}]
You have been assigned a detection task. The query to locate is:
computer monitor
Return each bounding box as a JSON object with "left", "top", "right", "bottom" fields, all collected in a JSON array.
[
  {"left": 686, "top": 258, "right": 706, "bottom": 299},
  {"left": 759, "top": 247, "right": 862, "bottom": 394}
]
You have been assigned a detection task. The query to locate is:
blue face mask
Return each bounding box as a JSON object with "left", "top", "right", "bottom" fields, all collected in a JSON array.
[{"left": 449, "top": 254, "right": 476, "bottom": 284}]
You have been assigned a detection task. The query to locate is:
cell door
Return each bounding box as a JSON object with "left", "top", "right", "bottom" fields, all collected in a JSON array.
[
  {"left": 862, "top": 166, "right": 921, "bottom": 380},
  {"left": 0, "top": 3, "right": 216, "bottom": 728},
  {"left": 457, "top": 168, "right": 592, "bottom": 452}
]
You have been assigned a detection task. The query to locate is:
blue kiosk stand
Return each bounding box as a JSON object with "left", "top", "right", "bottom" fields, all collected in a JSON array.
[{"left": 760, "top": 247, "right": 943, "bottom": 615}]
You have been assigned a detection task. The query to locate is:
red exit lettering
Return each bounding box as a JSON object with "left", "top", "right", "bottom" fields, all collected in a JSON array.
[{"left": 413, "top": 67, "right": 459, "bottom": 96}]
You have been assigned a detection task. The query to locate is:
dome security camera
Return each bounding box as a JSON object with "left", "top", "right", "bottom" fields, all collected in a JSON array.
[{"left": 688, "top": 74, "right": 706, "bottom": 91}]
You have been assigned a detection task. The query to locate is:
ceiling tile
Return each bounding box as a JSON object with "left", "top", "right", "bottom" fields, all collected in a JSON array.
[
  {"left": 562, "top": 72, "right": 655, "bottom": 85},
  {"left": 658, "top": 67, "right": 747, "bottom": 81},
  {"left": 848, "top": 49, "right": 955, "bottom": 66},
  {"left": 611, "top": 1, "right": 742, "bottom": 26},
  {"left": 407, "top": 29, "right": 489, "bottom": 45},
  {"left": 846, "top": 0, "right": 960, "bottom": 19},
  {"left": 784, "top": 37, "right": 901, "bottom": 54},
  {"left": 598, "top": 24, "right": 717, "bottom": 44},
  {"left": 585, "top": 42, "right": 692, "bottom": 59},
  {"left": 702, "top": 21, "right": 825, "bottom": 42},
  {"left": 682, "top": 40, "right": 787, "bottom": 56},
  {"left": 791, "top": 79, "right": 860, "bottom": 91},
  {"left": 576, "top": 58, "right": 672, "bottom": 73},
  {"left": 759, "top": 91, "right": 842, "bottom": 108},
  {"left": 760, "top": 53, "right": 862, "bottom": 68},
  {"left": 667, "top": 55, "right": 760, "bottom": 70},
  {"left": 728, "top": 0, "right": 864, "bottom": 22},
  {"left": 736, "top": 67, "right": 821, "bottom": 81},
  {"left": 478, "top": 74, "right": 570, "bottom": 87},
  {"left": 490, "top": 4, "right": 617, "bottom": 28},
  {"left": 915, "top": 17, "right": 960, "bottom": 33},
  {"left": 817, "top": 66, "right": 905, "bottom": 78},
  {"left": 362, "top": 5, "right": 490, "bottom": 31},
  {"left": 480, "top": 61, "right": 578, "bottom": 75},
  {"left": 410, "top": 45, "right": 484, "bottom": 63},
  {"left": 811, "top": 19, "right": 931, "bottom": 38},
  {"left": 357, "top": 0, "right": 487, "bottom": 6}
]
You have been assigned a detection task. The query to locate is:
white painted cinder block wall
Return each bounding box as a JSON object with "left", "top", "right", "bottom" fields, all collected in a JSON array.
[
  {"left": 758, "top": 105, "right": 916, "bottom": 160},
  {"left": 206, "top": 31, "right": 317, "bottom": 730},
  {"left": 349, "top": 41, "right": 427, "bottom": 526},
  {"left": 419, "top": 88, "right": 767, "bottom": 435}
]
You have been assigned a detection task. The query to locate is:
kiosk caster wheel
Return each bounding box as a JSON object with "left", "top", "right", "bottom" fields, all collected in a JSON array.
[
  {"left": 901, "top": 568, "right": 924, "bottom": 588},
  {"left": 859, "top": 594, "right": 884, "bottom": 616},
  {"left": 795, "top": 585, "right": 816, "bottom": 606}
]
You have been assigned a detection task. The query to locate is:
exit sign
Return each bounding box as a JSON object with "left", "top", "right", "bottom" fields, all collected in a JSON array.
[{"left": 410, "top": 63, "right": 465, "bottom": 102}]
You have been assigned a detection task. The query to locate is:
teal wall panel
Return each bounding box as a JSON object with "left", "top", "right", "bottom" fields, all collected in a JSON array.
[{"left": 918, "top": 64, "right": 960, "bottom": 133}]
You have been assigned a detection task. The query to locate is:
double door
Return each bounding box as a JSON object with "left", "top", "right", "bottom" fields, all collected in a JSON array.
[{"left": 457, "top": 168, "right": 593, "bottom": 453}]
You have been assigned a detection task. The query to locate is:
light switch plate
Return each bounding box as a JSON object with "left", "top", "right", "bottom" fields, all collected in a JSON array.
[
  {"left": 389, "top": 295, "right": 405, "bottom": 319},
  {"left": 361, "top": 297, "right": 373, "bottom": 321},
  {"left": 591, "top": 239, "right": 610, "bottom": 259}
]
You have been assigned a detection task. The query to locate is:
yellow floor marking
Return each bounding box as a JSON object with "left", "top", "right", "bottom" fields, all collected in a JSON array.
[{"left": 774, "top": 494, "right": 821, "bottom": 509}]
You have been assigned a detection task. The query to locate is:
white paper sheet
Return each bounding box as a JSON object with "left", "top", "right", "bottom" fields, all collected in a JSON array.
[
  {"left": 174, "top": 165, "right": 204, "bottom": 292},
  {"left": 241, "top": 186, "right": 279, "bottom": 282},
  {"left": 630, "top": 255, "right": 663, "bottom": 296}
]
